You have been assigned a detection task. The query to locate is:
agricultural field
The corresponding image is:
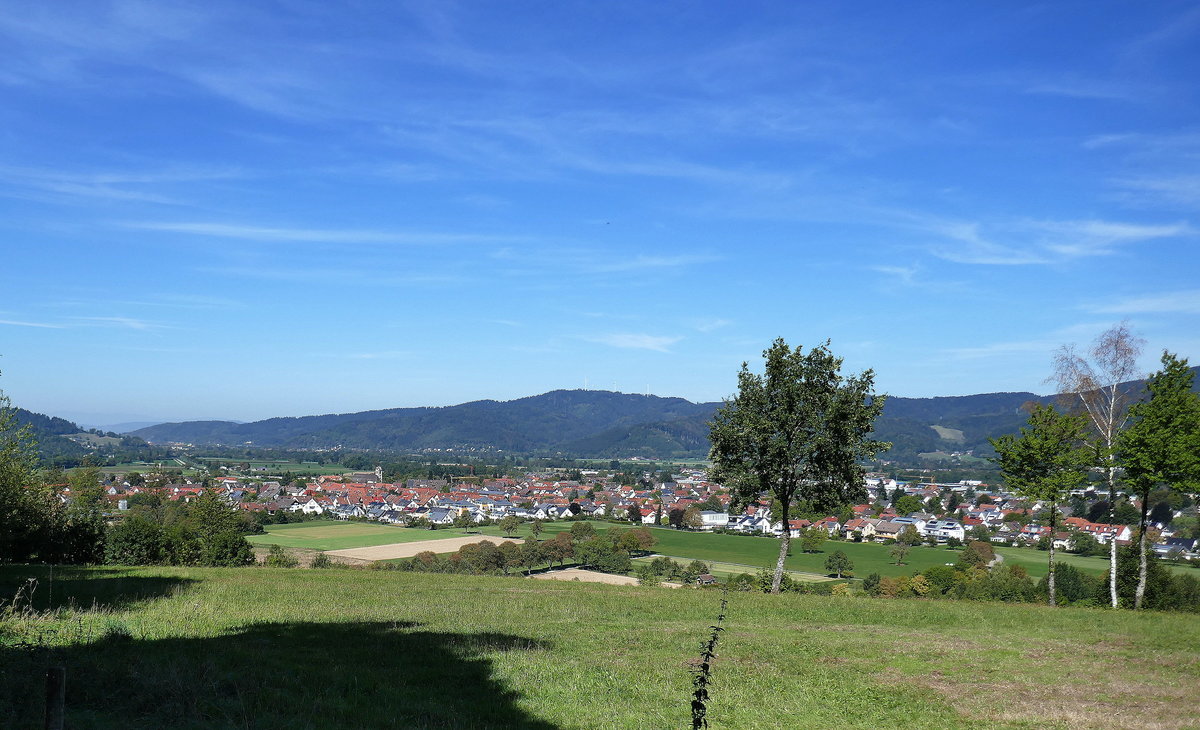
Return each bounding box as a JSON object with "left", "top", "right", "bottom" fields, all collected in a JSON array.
[
  {"left": 246, "top": 522, "right": 486, "bottom": 551},
  {"left": 249, "top": 520, "right": 1200, "bottom": 582},
  {"left": 202, "top": 458, "right": 349, "bottom": 476},
  {"left": 2, "top": 564, "right": 1197, "bottom": 729}
]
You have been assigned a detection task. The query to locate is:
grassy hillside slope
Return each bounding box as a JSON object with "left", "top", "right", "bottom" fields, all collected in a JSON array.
[{"left": 2, "top": 565, "right": 1197, "bottom": 729}]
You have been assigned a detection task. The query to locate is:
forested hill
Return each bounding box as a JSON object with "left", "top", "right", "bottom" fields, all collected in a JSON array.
[
  {"left": 9, "top": 408, "right": 156, "bottom": 467},
  {"left": 130, "top": 390, "right": 718, "bottom": 455},
  {"left": 125, "top": 368, "right": 1200, "bottom": 462}
]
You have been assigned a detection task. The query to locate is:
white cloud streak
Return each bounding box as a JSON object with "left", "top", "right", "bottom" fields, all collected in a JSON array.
[
  {"left": 123, "top": 221, "right": 526, "bottom": 247},
  {"left": 1087, "top": 290, "right": 1200, "bottom": 315},
  {"left": 0, "top": 318, "right": 65, "bottom": 328},
  {"left": 585, "top": 333, "right": 683, "bottom": 352}
]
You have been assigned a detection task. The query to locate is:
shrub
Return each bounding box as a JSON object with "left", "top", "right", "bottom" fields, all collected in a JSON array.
[
  {"left": 265, "top": 544, "right": 299, "bottom": 568},
  {"left": 1037, "top": 562, "right": 1100, "bottom": 605},
  {"left": 310, "top": 551, "right": 332, "bottom": 569},
  {"left": 922, "top": 565, "right": 962, "bottom": 595},
  {"left": 956, "top": 540, "right": 995, "bottom": 569},
  {"left": 729, "top": 573, "right": 756, "bottom": 591}
]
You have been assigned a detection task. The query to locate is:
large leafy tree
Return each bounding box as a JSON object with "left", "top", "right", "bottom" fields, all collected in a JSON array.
[
  {"left": 990, "top": 404, "right": 1092, "bottom": 606},
  {"left": 1119, "top": 352, "right": 1200, "bottom": 609},
  {"left": 708, "top": 339, "right": 889, "bottom": 593},
  {"left": 0, "top": 386, "right": 40, "bottom": 562}
]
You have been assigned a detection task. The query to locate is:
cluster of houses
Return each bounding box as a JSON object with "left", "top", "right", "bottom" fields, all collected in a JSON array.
[{"left": 87, "top": 467, "right": 1199, "bottom": 561}]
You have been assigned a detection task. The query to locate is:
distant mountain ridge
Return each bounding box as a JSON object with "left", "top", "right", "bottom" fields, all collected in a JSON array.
[
  {"left": 124, "top": 368, "right": 1200, "bottom": 461},
  {"left": 130, "top": 390, "right": 719, "bottom": 456}
]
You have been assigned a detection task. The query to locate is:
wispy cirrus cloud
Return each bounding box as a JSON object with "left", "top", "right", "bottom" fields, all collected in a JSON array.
[
  {"left": 0, "top": 165, "right": 242, "bottom": 205},
  {"left": 1086, "top": 289, "right": 1200, "bottom": 315},
  {"left": 0, "top": 317, "right": 65, "bottom": 328},
  {"left": 691, "top": 318, "right": 732, "bottom": 333},
  {"left": 123, "top": 221, "right": 524, "bottom": 246},
  {"left": 198, "top": 264, "right": 469, "bottom": 287},
  {"left": 871, "top": 263, "right": 920, "bottom": 286},
  {"left": 942, "top": 338, "right": 1060, "bottom": 360},
  {"left": 1033, "top": 219, "right": 1192, "bottom": 257},
  {"left": 1111, "top": 175, "right": 1200, "bottom": 208},
  {"left": 589, "top": 253, "right": 721, "bottom": 274},
  {"left": 70, "top": 316, "right": 168, "bottom": 331},
  {"left": 906, "top": 213, "right": 1193, "bottom": 265},
  {"left": 585, "top": 333, "right": 682, "bottom": 352}
]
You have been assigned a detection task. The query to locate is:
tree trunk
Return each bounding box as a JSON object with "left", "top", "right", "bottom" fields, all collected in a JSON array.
[
  {"left": 1134, "top": 496, "right": 1149, "bottom": 610},
  {"left": 772, "top": 501, "right": 790, "bottom": 594},
  {"left": 1108, "top": 467, "right": 1118, "bottom": 608},
  {"left": 1047, "top": 504, "right": 1056, "bottom": 607}
]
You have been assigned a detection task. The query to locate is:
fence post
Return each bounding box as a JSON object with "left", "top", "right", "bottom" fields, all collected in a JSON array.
[{"left": 44, "top": 665, "right": 65, "bottom": 730}]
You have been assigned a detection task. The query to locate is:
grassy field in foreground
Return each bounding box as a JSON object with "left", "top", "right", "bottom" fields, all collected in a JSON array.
[{"left": 2, "top": 564, "right": 1197, "bottom": 729}]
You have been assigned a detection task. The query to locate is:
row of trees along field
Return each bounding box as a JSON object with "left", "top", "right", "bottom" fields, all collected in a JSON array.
[
  {"left": 993, "top": 329, "right": 1200, "bottom": 609},
  {"left": 707, "top": 330, "right": 1200, "bottom": 610}
]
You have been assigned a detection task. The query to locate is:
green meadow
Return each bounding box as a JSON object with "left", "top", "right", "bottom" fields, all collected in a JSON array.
[
  {"left": 204, "top": 458, "right": 349, "bottom": 475},
  {"left": 246, "top": 522, "right": 457, "bottom": 550},
  {"left": 250, "top": 520, "right": 1200, "bottom": 581},
  {"left": 2, "top": 564, "right": 1197, "bottom": 729}
]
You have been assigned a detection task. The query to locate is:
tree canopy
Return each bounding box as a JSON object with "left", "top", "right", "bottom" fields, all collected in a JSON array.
[
  {"left": 708, "top": 338, "right": 889, "bottom": 593},
  {"left": 990, "top": 403, "right": 1092, "bottom": 606},
  {"left": 1120, "top": 352, "right": 1200, "bottom": 609}
]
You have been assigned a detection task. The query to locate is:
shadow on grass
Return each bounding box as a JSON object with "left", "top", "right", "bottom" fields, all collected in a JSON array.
[
  {"left": 0, "top": 565, "right": 199, "bottom": 612},
  {"left": 1, "top": 620, "right": 559, "bottom": 729}
]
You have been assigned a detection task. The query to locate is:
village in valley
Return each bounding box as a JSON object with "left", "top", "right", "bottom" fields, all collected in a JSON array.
[{"left": 86, "top": 463, "right": 1197, "bottom": 569}]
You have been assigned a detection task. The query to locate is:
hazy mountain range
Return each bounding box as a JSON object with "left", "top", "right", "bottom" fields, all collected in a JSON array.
[
  {"left": 13, "top": 368, "right": 1192, "bottom": 464},
  {"left": 122, "top": 372, "right": 1195, "bottom": 462}
]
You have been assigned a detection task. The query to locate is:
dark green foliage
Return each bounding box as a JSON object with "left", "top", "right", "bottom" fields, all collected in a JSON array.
[
  {"left": 1037, "top": 562, "right": 1101, "bottom": 606},
  {"left": 310, "top": 551, "right": 333, "bottom": 569},
  {"left": 1120, "top": 353, "right": 1200, "bottom": 609},
  {"left": 954, "top": 565, "right": 1037, "bottom": 603},
  {"left": 265, "top": 544, "right": 299, "bottom": 568},
  {"left": 1107, "top": 545, "right": 1200, "bottom": 612},
  {"left": 922, "top": 565, "right": 960, "bottom": 595},
  {"left": 681, "top": 560, "right": 710, "bottom": 583},
  {"left": 568, "top": 521, "right": 596, "bottom": 541},
  {"left": 105, "top": 514, "right": 166, "bottom": 565},
  {"left": 824, "top": 550, "right": 852, "bottom": 578},
  {"left": 709, "top": 339, "right": 888, "bottom": 593},
  {"left": 202, "top": 531, "right": 255, "bottom": 567},
  {"left": 800, "top": 528, "right": 828, "bottom": 553},
  {"left": 862, "top": 572, "right": 882, "bottom": 595},
  {"left": 1070, "top": 532, "right": 1103, "bottom": 557},
  {"left": 956, "top": 540, "right": 995, "bottom": 569}
]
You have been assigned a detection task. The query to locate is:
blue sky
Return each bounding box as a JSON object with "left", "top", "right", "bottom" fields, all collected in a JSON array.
[{"left": 1, "top": 1, "right": 1198, "bottom": 426}]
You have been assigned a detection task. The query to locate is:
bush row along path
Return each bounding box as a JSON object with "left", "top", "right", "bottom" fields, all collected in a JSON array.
[{"left": 325, "top": 535, "right": 526, "bottom": 561}]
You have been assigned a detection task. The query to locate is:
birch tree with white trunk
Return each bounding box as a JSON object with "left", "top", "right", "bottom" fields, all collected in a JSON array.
[{"left": 1050, "top": 322, "right": 1143, "bottom": 608}]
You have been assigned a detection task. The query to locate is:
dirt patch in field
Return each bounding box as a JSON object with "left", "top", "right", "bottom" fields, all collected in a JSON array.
[
  {"left": 530, "top": 568, "right": 682, "bottom": 588},
  {"left": 325, "top": 536, "right": 524, "bottom": 561}
]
